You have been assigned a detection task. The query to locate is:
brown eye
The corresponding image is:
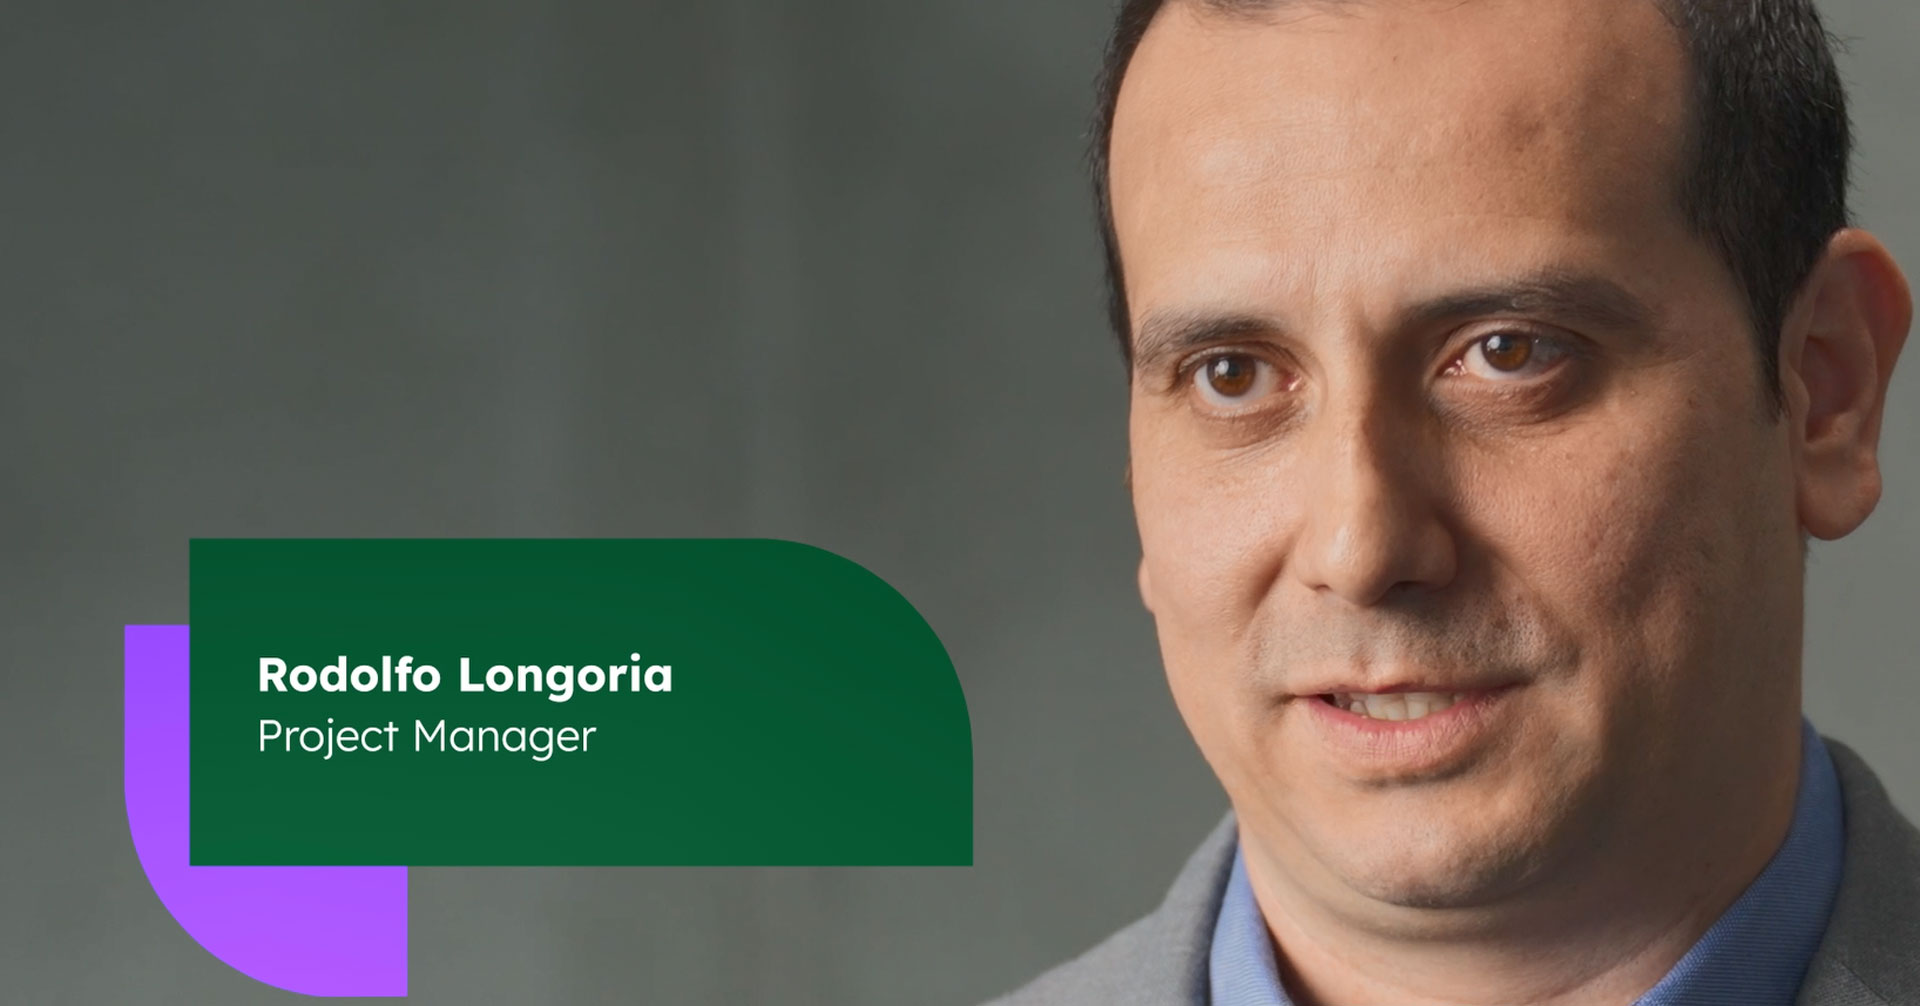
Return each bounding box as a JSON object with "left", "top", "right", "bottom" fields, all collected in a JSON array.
[
  {"left": 1203, "top": 355, "right": 1260, "bottom": 398},
  {"left": 1458, "top": 331, "right": 1567, "bottom": 381},
  {"left": 1189, "top": 353, "right": 1283, "bottom": 410},
  {"left": 1480, "top": 333, "right": 1533, "bottom": 371}
]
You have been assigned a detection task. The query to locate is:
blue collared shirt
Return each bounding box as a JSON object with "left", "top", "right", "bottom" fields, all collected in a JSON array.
[{"left": 1209, "top": 720, "right": 1845, "bottom": 1006}]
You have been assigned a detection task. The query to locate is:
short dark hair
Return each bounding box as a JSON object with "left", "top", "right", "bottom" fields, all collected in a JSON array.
[{"left": 1090, "top": 0, "right": 1851, "bottom": 408}]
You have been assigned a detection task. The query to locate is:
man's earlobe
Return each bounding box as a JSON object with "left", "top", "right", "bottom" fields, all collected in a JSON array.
[
  {"left": 1137, "top": 558, "right": 1156, "bottom": 614},
  {"left": 1784, "top": 228, "right": 1912, "bottom": 540}
]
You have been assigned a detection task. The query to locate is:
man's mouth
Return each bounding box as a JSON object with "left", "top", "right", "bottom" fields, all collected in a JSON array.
[{"left": 1318, "top": 691, "right": 1467, "bottom": 721}]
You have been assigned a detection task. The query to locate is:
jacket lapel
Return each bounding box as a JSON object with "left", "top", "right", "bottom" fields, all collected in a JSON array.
[
  {"left": 1132, "top": 813, "right": 1240, "bottom": 1004},
  {"left": 1796, "top": 738, "right": 1920, "bottom": 1006}
]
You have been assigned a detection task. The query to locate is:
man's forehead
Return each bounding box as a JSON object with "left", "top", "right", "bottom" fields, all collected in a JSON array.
[
  {"left": 1118, "top": 0, "right": 1683, "bottom": 98},
  {"left": 1108, "top": 0, "right": 1694, "bottom": 326},
  {"left": 1114, "top": 0, "right": 1688, "bottom": 194}
]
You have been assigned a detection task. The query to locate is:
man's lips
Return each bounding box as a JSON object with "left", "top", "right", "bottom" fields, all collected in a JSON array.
[
  {"left": 1290, "top": 679, "right": 1521, "bottom": 699},
  {"left": 1294, "top": 680, "right": 1522, "bottom": 724}
]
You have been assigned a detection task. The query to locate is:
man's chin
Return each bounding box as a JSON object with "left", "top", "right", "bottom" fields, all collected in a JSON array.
[
  {"left": 1342, "top": 865, "right": 1529, "bottom": 911},
  {"left": 1315, "top": 825, "right": 1558, "bottom": 912}
]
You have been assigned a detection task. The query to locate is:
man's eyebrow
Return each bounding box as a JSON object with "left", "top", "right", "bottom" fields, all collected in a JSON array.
[
  {"left": 1128, "top": 270, "right": 1655, "bottom": 375},
  {"left": 1131, "top": 313, "right": 1283, "bottom": 375},
  {"left": 1403, "top": 270, "right": 1655, "bottom": 334}
]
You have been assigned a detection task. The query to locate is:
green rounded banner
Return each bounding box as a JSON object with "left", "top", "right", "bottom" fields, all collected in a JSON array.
[{"left": 189, "top": 539, "right": 972, "bottom": 866}]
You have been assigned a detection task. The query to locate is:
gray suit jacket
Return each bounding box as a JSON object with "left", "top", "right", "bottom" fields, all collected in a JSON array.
[{"left": 988, "top": 739, "right": 1920, "bottom": 1005}]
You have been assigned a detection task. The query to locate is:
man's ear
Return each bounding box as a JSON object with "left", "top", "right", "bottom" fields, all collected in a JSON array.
[
  {"left": 1780, "top": 228, "right": 1912, "bottom": 540},
  {"left": 1138, "top": 557, "right": 1157, "bottom": 614},
  {"left": 1127, "top": 459, "right": 1158, "bottom": 613}
]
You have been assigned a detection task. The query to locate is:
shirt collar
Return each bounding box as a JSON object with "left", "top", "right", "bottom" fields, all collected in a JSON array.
[{"left": 1208, "top": 719, "right": 1845, "bottom": 1006}]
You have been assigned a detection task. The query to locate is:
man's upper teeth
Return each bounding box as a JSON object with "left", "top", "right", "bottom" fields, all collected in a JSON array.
[{"left": 1333, "top": 691, "right": 1464, "bottom": 721}]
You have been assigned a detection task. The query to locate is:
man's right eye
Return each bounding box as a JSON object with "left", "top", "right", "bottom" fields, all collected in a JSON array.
[{"left": 1190, "top": 353, "right": 1282, "bottom": 409}]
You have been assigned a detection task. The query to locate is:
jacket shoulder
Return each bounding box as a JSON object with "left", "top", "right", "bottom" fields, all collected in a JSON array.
[
  {"left": 982, "top": 911, "right": 1171, "bottom": 1006},
  {"left": 982, "top": 814, "right": 1238, "bottom": 1006}
]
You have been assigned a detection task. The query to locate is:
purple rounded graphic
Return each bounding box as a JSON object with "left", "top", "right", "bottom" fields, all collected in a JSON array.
[{"left": 125, "top": 625, "right": 408, "bottom": 997}]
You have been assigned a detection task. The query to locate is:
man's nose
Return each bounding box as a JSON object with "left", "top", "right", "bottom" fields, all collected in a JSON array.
[{"left": 1288, "top": 407, "right": 1458, "bottom": 606}]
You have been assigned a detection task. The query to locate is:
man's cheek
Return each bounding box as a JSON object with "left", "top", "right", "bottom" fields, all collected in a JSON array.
[
  {"left": 1140, "top": 509, "right": 1276, "bottom": 625},
  {"left": 1157, "top": 632, "right": 1261, "bottom": 793},
  {"left": 1482, "top": 424, "right": 1705, "bottom": 591},
  {"left": 1490, "top": 424, "right": 1739, "bottom": 701}
]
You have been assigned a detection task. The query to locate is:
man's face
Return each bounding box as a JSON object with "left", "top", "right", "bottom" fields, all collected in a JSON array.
[{"left": 1114, "top": 0, "right": 1809, "bottom": 910}]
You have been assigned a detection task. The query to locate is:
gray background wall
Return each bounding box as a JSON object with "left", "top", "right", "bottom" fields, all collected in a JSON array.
[{"left": 2, "top": 2, "right": 1913, "bottom": 1003}]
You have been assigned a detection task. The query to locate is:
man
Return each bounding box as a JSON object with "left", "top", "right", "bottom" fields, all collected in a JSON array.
[{"left": 990, "top": 1, "right": 1915, "bottom": 1004}]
